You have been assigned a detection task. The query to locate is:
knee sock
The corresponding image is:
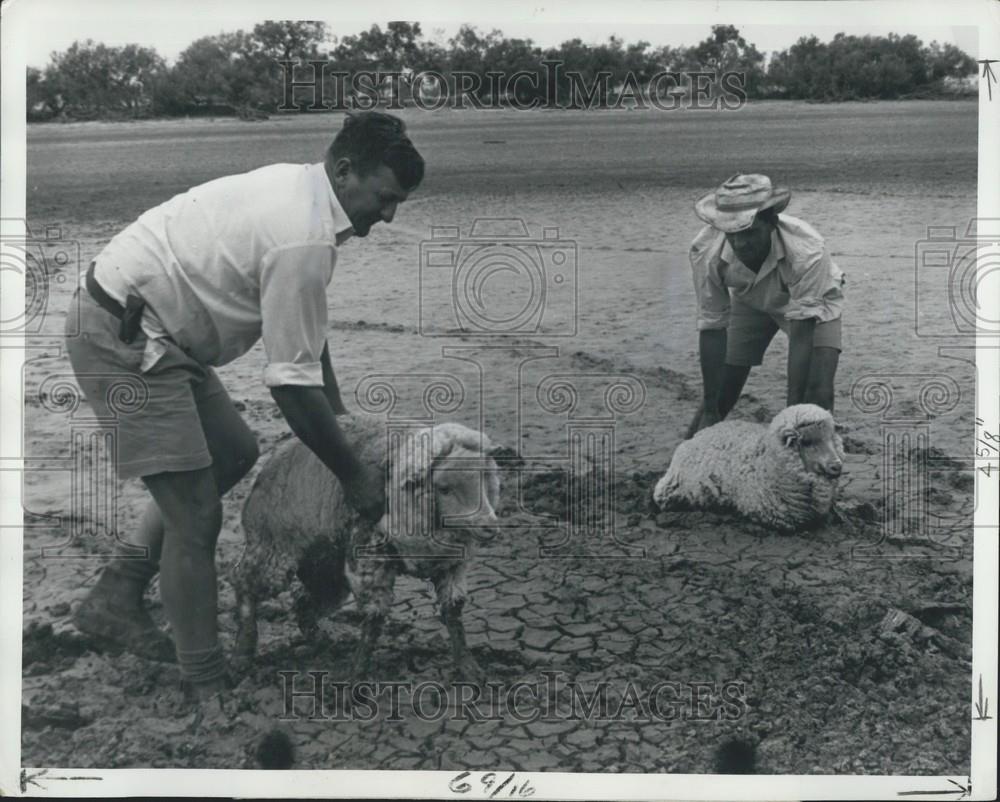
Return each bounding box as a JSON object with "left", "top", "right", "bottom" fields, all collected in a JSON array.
[
  {"left": 176, "top": 645, "right": 228, "bottom": 685},
  {"left": 107, "top": 554, "right": 159, "bottom": 585},
  {"left": 97, "top": 555, "right": 159, "bottom": 603}
]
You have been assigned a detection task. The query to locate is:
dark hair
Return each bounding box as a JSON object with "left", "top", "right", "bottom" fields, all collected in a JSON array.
[
  {"left": 327, "top": 111, "right": 425, "bottom": 191},
  {"left": 755, "top": 207, "right": 780, "bottom": 227}
]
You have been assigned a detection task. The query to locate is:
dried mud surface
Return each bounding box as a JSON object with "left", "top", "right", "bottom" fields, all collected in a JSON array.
[{"left": 20, "top": 102, "right": 978, "bottom": 773}]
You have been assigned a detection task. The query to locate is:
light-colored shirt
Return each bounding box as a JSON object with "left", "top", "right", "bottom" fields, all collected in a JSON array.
[
  {"left": 93, "top": 162, "right": 354, "bottom": 386},
  {"left": 689, "top": 214, "right": 845, "bottom": 331}
]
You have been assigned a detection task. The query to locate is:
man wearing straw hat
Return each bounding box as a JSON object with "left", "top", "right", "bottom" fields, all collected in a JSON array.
[{"left": 686, "top": 173, "right": 845, "bottom": 437}]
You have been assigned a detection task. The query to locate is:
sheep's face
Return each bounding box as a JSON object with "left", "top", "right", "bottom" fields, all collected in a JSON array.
[
  {"left": 430, "top": 447, "right": 500, "bottom": 542},
  {"left": 386, "top": 425, "right": 502, "bottom": 550},
  {"left": 780, "top": 418, "right": 844, "bottom": 479}
]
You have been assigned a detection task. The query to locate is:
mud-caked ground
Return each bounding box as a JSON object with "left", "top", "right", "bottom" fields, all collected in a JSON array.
[{"left": 20, "top": 102, "right": 978, "bottom": 773}]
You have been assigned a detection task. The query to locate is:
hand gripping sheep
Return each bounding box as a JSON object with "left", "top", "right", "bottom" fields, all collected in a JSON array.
[
  {"left": 652, "top": 404, "right": 845, "bottom": 532},
  {"left": 233, "top": 414, "right": 501, "bottom": 680}
]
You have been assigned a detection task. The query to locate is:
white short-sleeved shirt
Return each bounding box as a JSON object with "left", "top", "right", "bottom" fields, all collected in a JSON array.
[
  {"left": 92, "top": 162, "right": 354, "bottom": 387},
  {"left": 689, "top": 214, "right": 845, "bottom": 331}
]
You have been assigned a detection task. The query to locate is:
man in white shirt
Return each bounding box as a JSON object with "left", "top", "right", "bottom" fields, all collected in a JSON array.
[
  {"left": 685, "top": 174, "right": 845, "bottom": 437},
  {"left": 64, "top": 111, "right": 424, "bottom": 700}
]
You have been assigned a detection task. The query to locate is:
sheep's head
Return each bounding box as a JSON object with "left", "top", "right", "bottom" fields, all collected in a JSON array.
[
  {"left": 388, "top": 423, "right": 501, "bottom": 545},
  {"left": 769, "top": 404, "right": 844, "bottom": 480},
  {"left": 431, "top": 445, "right": 501, "bottom": 542}
]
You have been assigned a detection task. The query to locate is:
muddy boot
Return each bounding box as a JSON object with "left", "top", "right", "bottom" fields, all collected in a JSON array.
[
  {"left": 179, "top": 646, "right": 234, "bottom": 713},
  {"left": 181, "top": 672, "right": 234, "bottom": 705},
  {"left": 183, "top": 677, "right": 240, "bottom": 731},
  {"left": 73, "top": 558, "right": 176, "bottom": 662}
]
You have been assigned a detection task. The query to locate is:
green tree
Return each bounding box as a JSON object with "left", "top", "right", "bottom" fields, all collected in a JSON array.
[
  {"left": 26, "top": 66, "right": 57, "bottom": 120},
  {"left": 679, "top": 25, "right": 766, "bottom": 96},
  {"left": 924, "top": 40, "right": 977, "bottom": 81},
  {"left": 334, "top": 21, "right": 424, "bottom": 71},
  {"left": 767, "top": 32, "right": 974, "bottom": 100},
  {"left": 171, "top": 31, "right": 270, "bottom": 118},
  {"left": 767, "top": 35, "right": 833, "bottom": 98},
  {"left": 252, "top": 20, "right": 329, "bottom": 61},
  {"left": 251, "top": 20, "right": 329, "bottom": 110},
  {"left": 42, "top": 40, "right": 166, "bottom": 118}
]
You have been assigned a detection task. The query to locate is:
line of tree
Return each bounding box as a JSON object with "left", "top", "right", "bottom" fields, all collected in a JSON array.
[{"left": 26, "top": 21, "right": 978, "bottom": 121}]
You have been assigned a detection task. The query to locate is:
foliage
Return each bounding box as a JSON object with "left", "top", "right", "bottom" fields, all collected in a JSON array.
[
  {"left": 34, "top": 40, "right": 166, "bottom": 119},
  {"left": 27, "top": 23, "right": 978, "bottom": 120},
  {"left": 169, "top": 22, "right": 330, "bottom": 117},
  {"left": 765, "top": 33, "right": 977, "bottom": 100}
]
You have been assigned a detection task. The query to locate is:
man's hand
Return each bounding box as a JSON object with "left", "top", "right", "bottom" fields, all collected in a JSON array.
[
  {"left": 685, "top": 400, "right": 722, "bottom": 439},
  {"left": 699, "top": 408, "right": 721, "bottom": 430},
  {"left": 341, "top": 461, "right": 386, "bottom": 524}
]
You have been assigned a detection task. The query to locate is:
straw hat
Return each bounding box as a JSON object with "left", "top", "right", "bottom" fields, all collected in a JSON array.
[{"left": 694, "top": 173, "right": 791, "bottom": 233}]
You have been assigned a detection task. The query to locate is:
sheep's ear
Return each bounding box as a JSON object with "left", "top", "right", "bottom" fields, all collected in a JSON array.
[
  {"left": 429, "top": 432, "right": 455, "bottom": 463},
  {"left": 781, "top": 428, "right": 800, "bottom": 448}
]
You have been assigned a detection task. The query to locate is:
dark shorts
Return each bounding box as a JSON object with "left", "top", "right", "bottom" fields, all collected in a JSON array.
[
  {"left": 64, "top": 288, "right": 229, "bottom": 480},
  {"left": 725, "top": 299, "right": 843, "bottom": 367}
]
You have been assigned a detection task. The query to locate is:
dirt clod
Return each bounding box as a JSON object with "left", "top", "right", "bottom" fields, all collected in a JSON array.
[{"left": 255, "top": 728, "right": 295, "bottom": 769}]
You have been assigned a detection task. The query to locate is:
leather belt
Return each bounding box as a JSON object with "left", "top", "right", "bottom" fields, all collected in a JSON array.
[{"left": 85, "top": 262, "right": 146, "bottom": 344}]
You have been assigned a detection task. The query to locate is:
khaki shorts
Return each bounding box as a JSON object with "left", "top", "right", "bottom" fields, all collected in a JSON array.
[
  {"left": 726, "top": 299, "right": 843, "bottom": 367},
  {"left": 65, "top": 288, "right": 228, "bottom": 480}
]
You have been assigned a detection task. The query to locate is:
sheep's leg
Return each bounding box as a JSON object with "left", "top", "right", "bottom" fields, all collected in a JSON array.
[
  {"left": 344, "top": 556, "right": 396, "bottom": 679},
  {"left": 234, "top": 585, "right": 258, "bottom": 659},
  {"left": 441, "top": 600, "right": 484, "bottom": 682},
  {"left": 435, "top": 568, "right": 483, "bottom": 683},
  {"left": 351, "top": 612, "right": 385, "bottom": 678},
  {"left": 292, "top": 587, "right": 321, "bottom": 642}
]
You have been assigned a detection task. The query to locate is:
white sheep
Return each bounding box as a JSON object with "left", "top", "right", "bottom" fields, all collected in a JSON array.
[
  {"left": 232, "top": 413, "right": 501, "bottom": 680},
  {"left": 652, "top": 404, "right": 845, "bottom": 532}
]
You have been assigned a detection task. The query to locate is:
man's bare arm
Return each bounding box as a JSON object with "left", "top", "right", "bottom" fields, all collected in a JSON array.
[
  {"left": 683, "top": 329, "right": 729, "bottom": 438},
  {"left": 786, "top": 318, "right": 816, "bottom": 406},
  {"left": 699, "top": 328, "right": 728, "bottom": 420},
  {"left": 270, "top": 385, "right": 384, "bottom": 521},
  {"left": 320, "top": 342, "right": 348, "bottom": 415}
]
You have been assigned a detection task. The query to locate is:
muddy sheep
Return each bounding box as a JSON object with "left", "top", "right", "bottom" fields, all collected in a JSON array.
[
  {"left": 652, "top": 403, "right": 845, "bottom": 532},
  {"left": 233, "top": 414, "right": 501, "bottom": 680}
]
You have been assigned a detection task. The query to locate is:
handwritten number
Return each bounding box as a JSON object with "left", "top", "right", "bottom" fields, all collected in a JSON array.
[
  {"left": 449, "top": 772, "right": 472, "bottom": 794},
  {"left": 450, "top": 772, "right": 535, "bottom": 798},
  {"left": 490, "top": 773, "right": 514, "bottom": 798}
]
